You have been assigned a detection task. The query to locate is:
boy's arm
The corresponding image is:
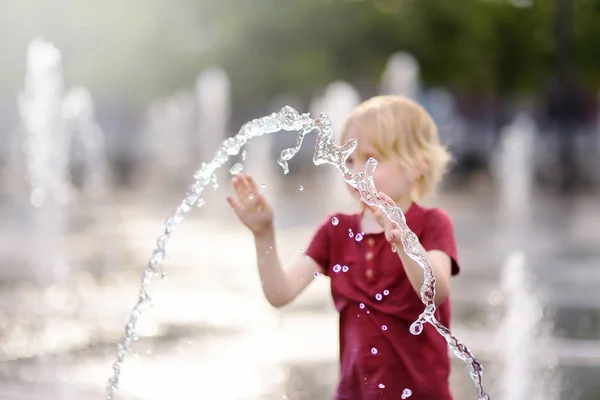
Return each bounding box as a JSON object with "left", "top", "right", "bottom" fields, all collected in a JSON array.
[
  {"left": 254, "top": 228, "right": 323, "bottom": 308},
  {"left": 368, "top": 193, "right": 453, "bottom": 307},
  {"left": 395, "top": 245, "right": 451, "bottom": 307}
]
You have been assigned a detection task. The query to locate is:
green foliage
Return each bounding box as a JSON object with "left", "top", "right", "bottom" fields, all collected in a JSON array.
[{"left": 0, "top": 0, "right": 598, "bottom": 109}]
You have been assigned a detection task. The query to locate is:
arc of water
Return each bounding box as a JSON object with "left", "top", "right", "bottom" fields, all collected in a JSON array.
[{"left": 107, "top": 106, "right": 489, "bottom": 400}]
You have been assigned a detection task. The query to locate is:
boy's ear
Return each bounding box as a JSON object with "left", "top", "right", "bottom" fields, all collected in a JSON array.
[
  {"left": 411, "top": 160, "right": 426, "bottom": 181},
  {"left": 410, "top": 168, "right": 420, "bottom": 181}
]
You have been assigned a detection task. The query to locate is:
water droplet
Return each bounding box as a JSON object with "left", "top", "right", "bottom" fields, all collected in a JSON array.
[
  {"left": 391, "top": 244, "right": 397, "bottom": 253},
  {"left": 410, "top": 322, "right": 423, "bottom": 335},
  {"left": 348, "top": 229, "right": 354, "bottom": 238},
  {"left": 161, "top": 272, "right": 168, "bottom": 280},
  {"left": 359, "top": 303, "right": 365, "bottom": 309},
  {"left": 382, "top": 325, "right": 388, "bottom": 331},
  {"left": 230, "top": 163, "right": 244, "bottom": 175},
  {"left": 383, "top": 289, "right": 390, "bottom": 296},
  {"left": 333, "top": 264, "right": 342, "bottom": 273},
  {"left": 342, "top": 265, "right": 349, "bottom": 272},
  {"left": 196, "top": 198, "right": 206, "bottom": 208},
  {"left": 173, "top": 202, "right": 192, "bottom": 223},
  {"left": 355, "top": 233, "right": 363, "bottom": 242},
  {"left": 185, "top": 192, "right": 200, "bottom": 207},
  {"left": 375, "top": 293, "right": 383, "bottom": 301},
  {"left": 371, "top": 347, "right": 378, "bottom": 354},
  {"left": 402, "top": 388, "right": 412, "bottom": 398},
  {"left": 151, "top": 250, "right": 168, "bottom": 264},
  {"left": 331, "top": 217, "right": 339, "bottom": 226},
  {"left": 261, "top": 182, "right": 267, "bottom": 188},
  {"left": 378, "top": 383, "right": 386, "bottom": 389},
  {"left": 156, "top": 234, "right": 170, "bottom": 250},
  {"left": 241, "top": 149, "right": 247, "bottom": 161},
  {"left": 298, "top": 185, "right": 304, "bottom": 191},
  {"left": 165, "top": 217, "right": 177, "bottom": 232},
  {"left": 313, "top": 271, "right": 320, "bottom": 278}
]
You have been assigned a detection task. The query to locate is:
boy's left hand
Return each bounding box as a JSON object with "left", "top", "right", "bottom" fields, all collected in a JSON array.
[{"left": 368, "top": 192, "right": 403, "bottom": 246}]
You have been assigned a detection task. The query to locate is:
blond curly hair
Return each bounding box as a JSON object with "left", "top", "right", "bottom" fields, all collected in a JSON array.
[{"left": 340, "top": 95, "right": 452, "bottom": 201}]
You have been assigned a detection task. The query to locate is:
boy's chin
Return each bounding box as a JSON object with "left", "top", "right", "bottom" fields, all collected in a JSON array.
[
  {"left": 346, "top": 187, "right": 360, "bottom": 200},
  {"left": 353, "top": 190, "right": 366, "bottom": 205}
]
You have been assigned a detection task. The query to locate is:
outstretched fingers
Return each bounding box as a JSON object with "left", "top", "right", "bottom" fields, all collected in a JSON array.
[
  {"left": 378, "top": 191, "right": 396, "bottom": 206},
  {"left": 245, "top": 174, "right": 260, "bottom": 194},
  {"left": 226, "top": 195, "right": 243, "bottom": 215},
  {"left": 233, "top": 174, "right": 252, "bottom": 204}
]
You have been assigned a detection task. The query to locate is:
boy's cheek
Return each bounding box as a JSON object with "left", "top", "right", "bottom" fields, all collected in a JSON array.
[{"left": 344, "top": 184, "right": 361, "bottom": 200}]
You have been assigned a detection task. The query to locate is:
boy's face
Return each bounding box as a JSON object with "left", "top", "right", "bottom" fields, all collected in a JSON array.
[{"left": 344, "top": 131, "right": 415, "bottom": 208}]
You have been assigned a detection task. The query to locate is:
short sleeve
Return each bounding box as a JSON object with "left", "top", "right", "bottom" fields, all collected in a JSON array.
[
  {"left": 420, "top": 209, "right": 461, "bottom": 276},
  {"left": 304, "top": 215, "right": 334, "bottom": 276}
]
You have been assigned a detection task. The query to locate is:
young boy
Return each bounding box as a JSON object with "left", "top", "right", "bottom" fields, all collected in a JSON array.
[{"left": 227, "top": 95, "right": 460, "bottom": 400}]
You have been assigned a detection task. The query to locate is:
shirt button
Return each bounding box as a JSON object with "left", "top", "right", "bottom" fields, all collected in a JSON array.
[
  {"left": 366, "top": 238, "right": 375, "bottom": 247},
  {"left": 365, "top": 268, "right": 374, "bottom": 279},
  {"left": 365, "top": 251, "right": 374, "bottom": 261}
]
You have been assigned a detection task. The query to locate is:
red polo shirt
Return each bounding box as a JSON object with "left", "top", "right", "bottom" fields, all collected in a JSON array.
[{"left": 305, "top": 203, "right": 460, "bottom": 400}]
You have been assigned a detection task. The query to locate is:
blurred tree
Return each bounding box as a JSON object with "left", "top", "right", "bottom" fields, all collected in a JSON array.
[
  {"left": 0, "top": 0, "right": 598, "bottom": 110},
  {"left": 208, "top": 0, "right": 600, "bottom": 108}
]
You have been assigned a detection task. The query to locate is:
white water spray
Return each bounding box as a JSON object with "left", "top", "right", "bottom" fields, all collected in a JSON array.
[{"left": 107, "top": 106, "right": 489, "bottom": 400}]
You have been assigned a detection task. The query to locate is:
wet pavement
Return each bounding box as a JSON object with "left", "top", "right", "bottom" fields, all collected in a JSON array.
[{"left": 0, "top": 176, "right": 599, "bottom": 399}]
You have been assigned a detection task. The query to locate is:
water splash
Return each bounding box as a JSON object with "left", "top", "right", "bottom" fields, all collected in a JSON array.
[
  {"left": 106, "top": 106, "right": 488, "bottom": 399},
  {"left": 229, "top": 162, "right": 244, "bottom": 175}
]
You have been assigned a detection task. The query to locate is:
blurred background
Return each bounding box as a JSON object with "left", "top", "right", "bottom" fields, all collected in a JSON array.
[{"left": 0, "top": 0, "right": 599, "bottom": 399}]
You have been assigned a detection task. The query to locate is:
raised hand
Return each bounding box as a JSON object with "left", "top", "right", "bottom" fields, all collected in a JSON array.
[
  {"left": 227, "top": 173, "right": 274, "bottom": 237},
  {"left": 368, "top": 192, "right": 403, "bottom": 246}
]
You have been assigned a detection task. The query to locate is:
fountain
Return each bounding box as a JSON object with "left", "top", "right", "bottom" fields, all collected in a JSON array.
[
  {"left": 491, "top": 112, "right": 537, "bottom": 245},
  {"left": 380, "top": 52, "right": 420, "bottom": 100},
  {"left": 490, "top": 113, "right": 561, "bottom": 399},
  {"left": 495, "top": 250, "right": 560, "bottom": 400},
  {"left": 142, "top": 90, "right": 197, "bottom": 191},
  {"left": 196, "top": 67, "right": 231, "bottom": 159},
  {"left": 16, "top": 37, "right": 71, "bottom": 400},
  {"left": 195, "top": 67, "right": 231, "bottom": 217},
  {"left": 62, "top": 86, "right": 109, "bottom": 199},
  {"left": 107, "top": 106, "right": 489, "bottom": 400},
  {"left": 17, "top": 37, "right": 70, "bottom": 283},
  {"left": 265, "top": 93, "right": 304, "bottom": 216},
  {"left": 310, "top": 81, "right": 361, "bottom": 210},
  {"left": 497, "top": 251, "right": 540, "bottom": 400}
]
